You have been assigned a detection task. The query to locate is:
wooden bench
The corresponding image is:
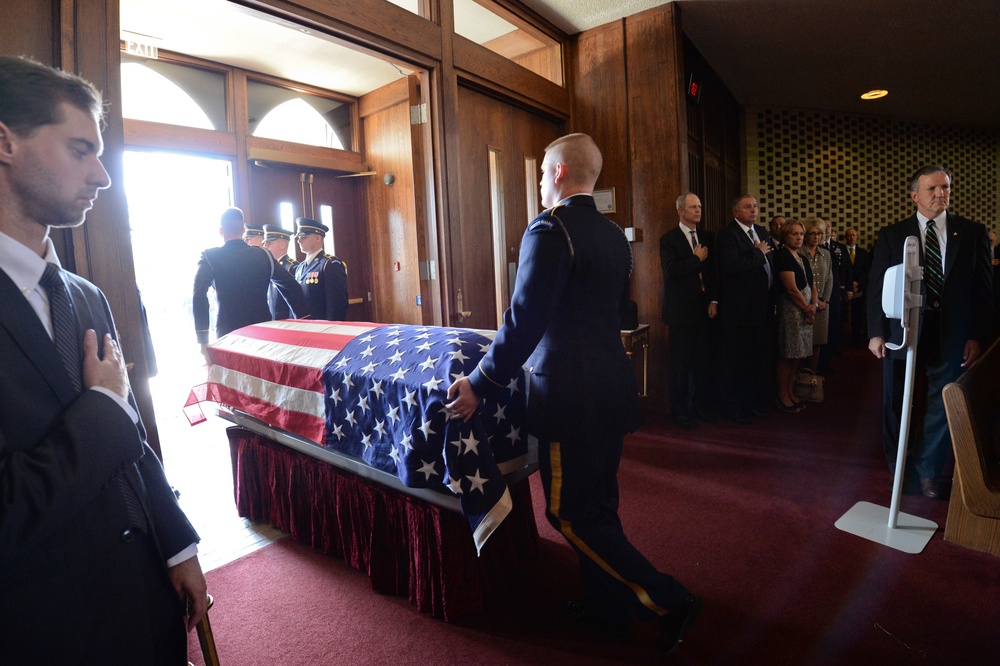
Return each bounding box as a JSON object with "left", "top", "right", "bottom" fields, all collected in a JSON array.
[{"left": 942, "top": 340, "right": 1000, "bottom": 557}]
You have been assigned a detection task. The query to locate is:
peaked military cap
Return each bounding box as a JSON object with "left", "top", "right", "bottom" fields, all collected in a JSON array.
[
  {"left": 294, "top": 217, "right": 329, "bottom": 237},
  {"left": 263, "top": 224, "right": 293, "bottom": 241},
  {"left": 243, "top": 222, "right": 265, "bottom": 238}
]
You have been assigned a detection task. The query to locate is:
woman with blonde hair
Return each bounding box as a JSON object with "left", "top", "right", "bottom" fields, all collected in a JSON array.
[
  {"left": 800, "top": 218, "right": 834, "bottom": 371},
  {"left": 774, "top": 220, "right": 817, "bottom": 411}
]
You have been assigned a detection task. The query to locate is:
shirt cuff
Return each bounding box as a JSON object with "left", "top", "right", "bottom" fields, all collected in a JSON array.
[
  {"left": 90, "top": 387, "right": 138, "bottom": 423},
  {"left": 166, "top": 543, "right": 199, "bottom": 568}
]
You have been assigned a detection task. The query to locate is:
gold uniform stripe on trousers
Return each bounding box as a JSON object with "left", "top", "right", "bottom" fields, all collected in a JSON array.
[{"left": 548, "top": 441, "right": 669, "bottom": 616}]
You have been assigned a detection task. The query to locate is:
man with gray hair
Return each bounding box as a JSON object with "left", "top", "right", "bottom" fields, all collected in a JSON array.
[
  {"left": 868, "top": 165, "right": 992, "bottom": 498},
  {"left": 660, "top": 192, "right": 718, "bottom": 427}
]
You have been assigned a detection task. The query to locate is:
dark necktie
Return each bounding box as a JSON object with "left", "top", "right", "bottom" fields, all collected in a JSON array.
[
  {"left": 40, "top": 263, "right": 82, "bottom": 393},
  {"left": 689, "top": 229, "right": 699, "bottom": 251},
  {"left": 924, "top": 219, "right": 944, "bottom": 307}
]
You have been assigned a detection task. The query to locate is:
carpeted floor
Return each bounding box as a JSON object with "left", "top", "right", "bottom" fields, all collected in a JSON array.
[{"left": 189, "top": 347, "right": 1000, "bottom": 664}]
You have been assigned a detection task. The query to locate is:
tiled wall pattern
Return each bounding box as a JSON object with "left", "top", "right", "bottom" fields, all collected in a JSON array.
[{"left": 745, "top": 108, "right": 1000, "bottom": 249}]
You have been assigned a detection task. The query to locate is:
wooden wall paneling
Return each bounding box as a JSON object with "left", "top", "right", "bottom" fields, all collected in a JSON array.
[
  {"left": 123, "top": 120, "right": 238, "bottom": 156},
  {"left": 72, "top": 0, "right": 165, "bottom": 455},
  {"left": 0, "top": 0, "right": 57, "bottom": 63},
  {"left": 568, "top": 22, "right": 631, "bottom": 230},
  {"left": 408, "top": 72, "right": 442, "bottom": 326},
  {"left": 453, "top": 35, "right": 569, "bottom": 120},
  {"left": 624, "top": 4, "right": 687, "bottom": 408},
  {"left": 435, "top": 0, "right": 461, "bottom": 327},
  {"left": 360, "top": 83, "right": 421, "bottom": 324},
  {"left": 239, "top": 0, "right": 443, "bottom": 63},
  {"left": 454, "top": 85, "right": 509, "bottom": 329}
]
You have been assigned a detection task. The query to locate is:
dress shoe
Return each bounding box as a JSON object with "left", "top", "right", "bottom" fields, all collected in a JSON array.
[
  {"left": 695, "top": 409, "right": 718, "bottom": 423},
  {"left": 658, "top": 594, "right": 702, "bottom": 655},
  {"left": 751, "top": 407, "right": 770, "bottom": 418},
  {"left": 672, "top": 414, "right": 698, "bottom": 429},
  {"left": 558, "top": 599, "right": 630, "bottom": 639},
  {"left": 774, "top": 398, "right": 801, "bottom": 413},
  {"left": 727, "top": 412, "right": 751, "bottom": 425},
  {"left": 920, "top": 477, "right": 944, "bottom": 499}
]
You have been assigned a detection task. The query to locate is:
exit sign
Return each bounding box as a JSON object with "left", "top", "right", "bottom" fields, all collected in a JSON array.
[{"left": 125, "top": 40, "right": 158, "bottom": 59}]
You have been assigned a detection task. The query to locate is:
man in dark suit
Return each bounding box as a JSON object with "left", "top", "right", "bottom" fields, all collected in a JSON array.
[
  {"left": 0, "top": 55, "right": 206, "bottom": 664},
  {"left": 293, "top": 217, "right": 349, "bottom": 321},
  {"left": 193, "top": 207, "right": 307, "bottom": 358},
  {"left": 868, "top": 165, "right": 992, "bottom": 498},
  {"left": 819, "top": 218, "right": 853, "bottom": 371},
  {"left": 660, "top": 192, "right": 718, "bottom": 427},
  {"left": 768, "top": 215, "right": 786, "bottom": 249},
  {"left": 716, "top": 194, "right": 773, "bottom": 424},
  {"left": 447, "top": 134, "right": 700, "bottom": 656},
  {"left": 843, "top": 227, "right": 872, "bottom": 346},
  {"left": 262, "top": 223, "right": 300, "bottom": 320}
]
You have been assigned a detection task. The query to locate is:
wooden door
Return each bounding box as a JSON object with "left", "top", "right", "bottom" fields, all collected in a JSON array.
[
  {"left": 249, "top": 162, "right": 372, "bottom": 321},
  {"left": 452, "top": 86, "right": 563, "bottom": 330}
]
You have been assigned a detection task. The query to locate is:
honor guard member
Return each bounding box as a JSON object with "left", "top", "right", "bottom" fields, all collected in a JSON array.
[
  {"left": 446, "top": 133, "right": 700, "bottom": 657},
  {"left": 294, "top": 217, "right": 349, "bottom": 321},
  {"left": 194, "top": 207, "right": 309, "bottom": 362},
  {"left": 242, "top": 221, "right": 265, "bottom": 246},
  {"left": 262, "top": 223, "right": 300, "bottom": 320}
]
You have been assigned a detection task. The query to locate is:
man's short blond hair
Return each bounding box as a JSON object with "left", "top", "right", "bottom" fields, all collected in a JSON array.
[{"left": 545, "top": 133, "right": 603, "bottom": 187}]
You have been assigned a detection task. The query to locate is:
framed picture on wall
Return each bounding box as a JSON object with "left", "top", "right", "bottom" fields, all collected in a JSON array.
[{"left": 594, "top": 188, "right": 616, "bottom": 214}]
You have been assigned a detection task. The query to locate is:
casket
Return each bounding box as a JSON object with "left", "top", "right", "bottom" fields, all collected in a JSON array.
[{"left": 185, "top": 320, "right": 539, "bottom": 620}]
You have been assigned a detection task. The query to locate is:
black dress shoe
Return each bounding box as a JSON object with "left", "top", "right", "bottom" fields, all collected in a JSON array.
[
  {"left": 920, "top": 477, "right": 944, "bottom": 499},
  {"left": 672, "top": 414, "right": 698, "bottom": 429},
  {"left": 750, "top": 407, "right": 770, "bottom": 418},
  {"left": 727, "top": 413, "right": 751, "bottom": 425},
  {"left": 695, "top": 410, "right": 717, "bottom": 423},
  {"left": 658, "top": 595, "right": 702, "bottom": 655},
  {"left": 558, "top": 599, "right": 631, "bottom": 639}
]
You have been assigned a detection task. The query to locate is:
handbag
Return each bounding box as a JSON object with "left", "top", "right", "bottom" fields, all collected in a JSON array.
[{"left": 794, "top": 368, "right": 825, "bottom": 403}]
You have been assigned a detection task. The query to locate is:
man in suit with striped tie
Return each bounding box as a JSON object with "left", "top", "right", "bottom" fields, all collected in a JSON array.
[
  {"left": 0, "top": 55, "right": 206, "bottom": 663},
  {"left": 868, "top": 165, "right": 992, "bottom": 499},
  {"left": 660, "top": 192, "right": 718, "bottom": 427}
]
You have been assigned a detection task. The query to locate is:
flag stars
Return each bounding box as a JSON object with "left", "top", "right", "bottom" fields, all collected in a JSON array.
[
  {"left": 388, "top": 349, "right": 404, "bottom": 363},
  {"left": 506, "top": 378, "right": 519, "bottom": 395},
  {"left": 329, "top": 387, "right": 342, "bottom": 405},
  {"left": 386, "top": 405, "right": 400, "bottom": 424},
  {"left": 506, "top": 425, "right": 521, "bottom": 444},
  {"left": 403, "top": 389, "right": 418, "bottom": 409},
  {"left": 361, "top": 361, "right": 377, "bottom": 374},
  {"left": 449, "top": 348, "right": 470, "bottom": 363},
  {"left": 390, "top": 368, "right": 408, "bottom": 382},
  {"left": 423, "top": 376, "right": 443, "bottom": 392},
  {"left": 447, "top": 476, "right": 464, "bottom": 495},
  {"left": 361, "top": 432, "right": 373, "bottom": 450},
  {"left": 345, "top": 410, "right": 357, "bottom": 427},
  {"left": 370, "top": 379, "right": 384, "bottom": 398},
  {"left": 415, "top": 341, "right": 433, "bottom": 353},
  {"left": 419, "top": 356, "right": 439, "bottom": 371},
  {"left": 357, "top": 395, "right": 370, "bottom": 414},
  {"left": 360, "top": 345, "right": 376, "bottom": 358},
  {"left": 493, "top": 404, "right": 506, "bottom": 424},
  {"left": 374, "top": 419, "right": 387, "bottom": 438},
  {"left": 399, "top": 433, "right": 414, "bottom": 451},
  {"left": 330, "top": 423, "right": 344, "bottom": 441},
  {"left": 419, "top": 419, "right": 437, "bottom": 439},
  {"left": 335, "top": 355, "right": 351, "bottom": 368},
  {"left": 465, "top": 470, "right": 488, "bottom": 494},
  {"left": 462, "top": 432, "right": 481, "bottom": 456},
  {"left": 389, "top": 446, "right": 401, "bottom": 466},
  {"left": 417, "top": 459, "right": 438, "bottom": 481},
  {"left": 342, "top": 373, "right": 354, "bottom": 389}
]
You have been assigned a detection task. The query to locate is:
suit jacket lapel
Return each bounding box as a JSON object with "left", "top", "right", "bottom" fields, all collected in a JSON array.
[
  {"left": 943, "top": 213, "right": 963, "bottom": 282},
  {"left": 0, "top": 269, "right": 78, "bottom": 405}
]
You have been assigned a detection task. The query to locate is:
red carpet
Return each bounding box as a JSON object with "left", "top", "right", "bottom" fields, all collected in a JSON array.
[{"left": 190, "top": 348, "right": 999, "bottom": 664}]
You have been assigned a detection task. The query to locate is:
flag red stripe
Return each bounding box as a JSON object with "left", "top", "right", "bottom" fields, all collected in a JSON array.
[
  {"left": 190, "top": 382, "right": 326, "bottom": 445},
  {"left": 234, "top": 321, "right": 385, "bottom": 349},
  {"left": 208, "top": 347, "right": 326, "bottom": 392}
]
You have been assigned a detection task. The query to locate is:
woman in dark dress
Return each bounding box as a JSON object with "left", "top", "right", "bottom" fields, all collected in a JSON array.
[{"left": 774, "top": 220, "right": 817, "bottom": 411}]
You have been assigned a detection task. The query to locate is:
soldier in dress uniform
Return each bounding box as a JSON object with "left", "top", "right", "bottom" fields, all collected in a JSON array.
[
  {"left": 242, "top": 221, "right": 265, "bottom": 246},
  {"left": 446, "top": 133, "right": 700, "bottom": 656},
  {"left": 293, "top": 217, "right": 348, "bottom": 321},
  {"left": 262, "top": 224, "right": 300, "bottom": 320}
]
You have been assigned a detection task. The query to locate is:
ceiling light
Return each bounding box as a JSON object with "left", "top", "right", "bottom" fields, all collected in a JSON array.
[{"left": 860, "top": 89, "right": 889, "bottom": 100}]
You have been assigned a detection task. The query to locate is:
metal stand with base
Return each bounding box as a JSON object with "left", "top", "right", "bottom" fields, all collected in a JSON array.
[{"left": 835, "top": 236, "right": 938, "bottom": 554}]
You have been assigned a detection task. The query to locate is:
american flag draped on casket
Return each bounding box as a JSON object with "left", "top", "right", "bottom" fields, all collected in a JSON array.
[{"left": 185, "top": 320, "right": 529, "bottom": 552}]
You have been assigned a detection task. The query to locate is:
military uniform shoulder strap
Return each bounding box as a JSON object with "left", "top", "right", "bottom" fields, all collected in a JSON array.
[{"left": 528, "top": 204, "right": 574, "bottom": 261}]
